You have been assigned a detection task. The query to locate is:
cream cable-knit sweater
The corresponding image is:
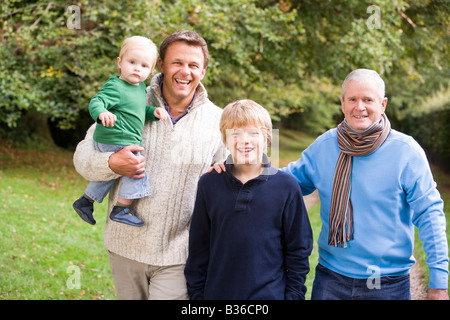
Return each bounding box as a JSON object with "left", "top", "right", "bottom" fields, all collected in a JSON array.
[{"left": 73, "top": 74, "right": 226, "bottom": 266}]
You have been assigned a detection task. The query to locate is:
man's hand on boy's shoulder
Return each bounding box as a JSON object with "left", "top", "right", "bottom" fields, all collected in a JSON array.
[{"left": 204, "top": 162, "right": 226, "bottom": 175}]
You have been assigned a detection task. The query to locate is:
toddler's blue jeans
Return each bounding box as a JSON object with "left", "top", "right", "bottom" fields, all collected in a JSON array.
[{"left": 84, "top": 142, "right": 150, "bottom": 203}]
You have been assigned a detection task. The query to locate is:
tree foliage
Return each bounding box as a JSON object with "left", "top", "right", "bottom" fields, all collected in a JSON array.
[{"left": 0, "top": 0, "right": 448, "bottom": 144}]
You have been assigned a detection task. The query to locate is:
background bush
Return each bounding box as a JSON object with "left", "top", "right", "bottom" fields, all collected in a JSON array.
[{"left": 0, "top": 0, "right": 448, "bottom": 166}]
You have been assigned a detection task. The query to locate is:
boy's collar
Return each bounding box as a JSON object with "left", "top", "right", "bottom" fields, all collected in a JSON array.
[{"left": 224, "top": 154, "right": 277, "bottom": 181}]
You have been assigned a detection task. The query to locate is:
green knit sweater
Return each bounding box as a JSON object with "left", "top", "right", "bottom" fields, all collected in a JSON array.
[{"left": 89, "top": 75, "right": 158, "bottom": 145}]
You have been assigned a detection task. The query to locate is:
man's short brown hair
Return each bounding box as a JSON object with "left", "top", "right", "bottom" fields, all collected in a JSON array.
[{"left": 159, "top": 30, "right": 209, "bottom": 68}]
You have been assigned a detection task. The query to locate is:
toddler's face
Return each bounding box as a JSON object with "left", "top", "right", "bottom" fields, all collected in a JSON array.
[{"left": 118, "top": 49, "right": 155, "bottom": 85}]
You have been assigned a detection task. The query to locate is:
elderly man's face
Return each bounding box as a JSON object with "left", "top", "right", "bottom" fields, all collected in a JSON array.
[{"left": 340, "top": 80, "right": 387, "bottom": 131}]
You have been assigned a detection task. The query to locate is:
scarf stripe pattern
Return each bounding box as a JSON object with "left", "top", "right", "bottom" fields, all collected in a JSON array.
[{"left": 329, "top": 113, "right": 391, "bottom": 247}]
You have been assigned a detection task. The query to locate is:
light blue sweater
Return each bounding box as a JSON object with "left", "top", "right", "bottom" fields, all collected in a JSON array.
[{"left": 282, "top": 128, "right": 448, "bottom": 289}]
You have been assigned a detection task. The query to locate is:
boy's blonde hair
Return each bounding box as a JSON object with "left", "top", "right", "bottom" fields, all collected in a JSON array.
[
  {"left": 220, "top": 99, "right": 273, "bottom": 146},
  {"left": 119, "top": 36, "right": 158, "bottom": 72}
]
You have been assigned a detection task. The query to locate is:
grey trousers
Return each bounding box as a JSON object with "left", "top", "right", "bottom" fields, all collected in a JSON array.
[{"left": 108, "top": 251, "right": 189, "bottom": 300}]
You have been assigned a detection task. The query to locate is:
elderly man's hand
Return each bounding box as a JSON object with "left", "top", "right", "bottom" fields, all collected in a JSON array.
[{"left": 427, "top": 289, "right": 449, "bottom": 300}]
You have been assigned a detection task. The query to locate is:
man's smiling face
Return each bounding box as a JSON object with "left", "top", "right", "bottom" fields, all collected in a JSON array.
[{"left": 157, "top": 41, "right": 206, "bottom": 107}]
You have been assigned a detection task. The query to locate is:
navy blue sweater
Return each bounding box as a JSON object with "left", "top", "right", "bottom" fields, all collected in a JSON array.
[{"left": 185, "top": 160, "right": 313, "bottom": 300}]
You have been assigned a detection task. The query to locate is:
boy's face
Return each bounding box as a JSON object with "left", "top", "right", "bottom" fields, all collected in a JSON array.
[
  {"left": 226, "top": 125, "right": 266, "bottom": 165},
  {"left": 117, "top": 49, "right": 155, "bottom": 85}
]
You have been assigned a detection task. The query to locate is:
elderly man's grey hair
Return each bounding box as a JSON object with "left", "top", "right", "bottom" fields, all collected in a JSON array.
[{"left": 341, "top": 69, "right": 385, "bottom": 101}]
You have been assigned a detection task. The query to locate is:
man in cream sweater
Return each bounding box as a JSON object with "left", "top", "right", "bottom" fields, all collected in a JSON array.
[{"left": 73, "top": 31, "right": 226, "bottom": 300}]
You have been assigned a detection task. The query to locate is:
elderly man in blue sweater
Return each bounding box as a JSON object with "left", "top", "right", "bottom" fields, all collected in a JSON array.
[{"left": 283, "top": 69, "right": 448, "bottom": 300}]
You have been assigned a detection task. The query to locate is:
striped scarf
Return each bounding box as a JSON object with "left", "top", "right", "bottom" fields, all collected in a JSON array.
[{"left": 329, "top": 113, "right": 391, "bottom": 247}]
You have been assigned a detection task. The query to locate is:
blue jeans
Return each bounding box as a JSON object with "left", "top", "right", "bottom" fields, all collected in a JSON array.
[
  {"left": 311, "top": 264, "right": 411, "bottom": 300},
  {"left": 84, "top": 142, "right": 150, "bottom": 203}
]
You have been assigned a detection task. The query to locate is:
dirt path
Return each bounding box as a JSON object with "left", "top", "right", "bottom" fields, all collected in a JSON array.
[
  {"left": 410, "top": 262, "right": 427, "bottom": 300},
  {"left": 303, "top": 191, "right": 428, "bottom": 300}
]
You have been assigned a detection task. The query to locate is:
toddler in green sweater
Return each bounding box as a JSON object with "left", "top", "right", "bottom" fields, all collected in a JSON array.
[{"left": 73, "top": 36, "right": 168, "bottom": 227}]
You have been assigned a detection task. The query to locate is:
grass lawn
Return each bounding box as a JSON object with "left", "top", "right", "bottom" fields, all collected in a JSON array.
[
  {"left": 0, "top": 146, "right": 115, "bottom": 299},
  {"left": 0, "top": 129, "right": 448, "bottom": 300}
]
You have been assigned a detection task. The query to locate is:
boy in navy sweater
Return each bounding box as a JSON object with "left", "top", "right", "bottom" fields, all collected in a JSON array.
[{"left": 185, "top": 99, "right": 313, "bottom": 300}]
